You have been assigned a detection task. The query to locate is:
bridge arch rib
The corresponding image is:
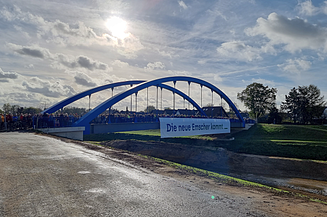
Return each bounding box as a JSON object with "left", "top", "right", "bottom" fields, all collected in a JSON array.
[
  {"left": 72, "top": 76, "right": 244, "bottom": 134},
  {"left": 42, "top": 80, "right": 206, "bottom": 116},
  {"left": 42, "top": 80, "right": 145, "bottom": 114}
]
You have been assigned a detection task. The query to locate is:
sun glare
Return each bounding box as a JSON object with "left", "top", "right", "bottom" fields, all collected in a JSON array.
[{"left": 105, "top": 17, "right": 128, "bottom": 39}]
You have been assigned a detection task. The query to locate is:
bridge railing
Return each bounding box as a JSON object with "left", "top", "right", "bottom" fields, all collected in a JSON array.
[{"left": 33, "top": 112, "right": 255, "bottom": 129}]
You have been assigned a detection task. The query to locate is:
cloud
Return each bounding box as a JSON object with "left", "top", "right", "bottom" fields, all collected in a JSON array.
[
  {"left": 74, "top": 72, "right": 97, "bottom": 87},
  {"left": 178, "top": 1, "right": 188, "bottom": 10},
  {"left": 52, "top": 20, "right": 97, "bottom": 38},
  {"left": 54, "top": 54, "right": 110, "bottom": 71},
  {"left": 144, "top": 62, "right": 165, "bottom": 71},
  {"left": 251, "top": 78, "right": 275, "bottom": 86},
  {"left": 22, "top": 77, "right": 76, "bottom": 98},
  {"left": 167, "top": 70, "right": 191, "bottom": 76},
  {"left": 216, "top": 41, "right": 261, "bottom": 61},
  {"left": 297, "top": 1, "right": 320, "bottom": 16},
  {"left": 0, "top": 5, "right": 143, "bottom": 57},
  {"left": 278, "top": 58, "right": 312, "bottom": 73},
  {"left": 214, "top": 74, "right": 223, "bottom": 82},
  {"left": 24, "top": 64, "right": 34, "bottom": 69},
  {"left": 112, "top": 60, "right": 129, "bottom": 68},
  {"left": 7, "top": 43, "right": 51, "bottom": 59},
  {"left": 0, "top": 68, "right": 18, "bottom": 79},
  {"left": 197, "top": 60, "right": 207, "bottom": 65},
  {"left": 76, "top": 56, "right": 107, "bottom": 71},
  {"left": 296, "top": 1, "right": 327, "bottom": 16},
  {"left": 245, "top": 13, "right": 327, "bottom": 53},
  {"left": 156, "top": 49, "right": 173, "bottom": 58},
  {"left": 8, "top": 43, "right": 110, "bottom": 71}
]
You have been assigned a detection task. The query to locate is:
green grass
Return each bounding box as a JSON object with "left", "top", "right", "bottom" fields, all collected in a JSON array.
[
  {"left": 117, "top": 129, "right": 215, "bottom": 140},
  {"left": 227, "top": 124, "right": 327, "bottom": 160},
  {"left": 84, "top": 124, "right": 327, "bottom": 161}
]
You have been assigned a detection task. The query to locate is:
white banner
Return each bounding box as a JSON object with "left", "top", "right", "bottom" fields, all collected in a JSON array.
[{"left": 159, "top": 118, "right": 230, "bottom": 138}]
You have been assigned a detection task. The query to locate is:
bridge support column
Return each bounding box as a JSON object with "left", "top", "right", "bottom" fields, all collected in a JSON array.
[
  {"left": 135, "top": 92, "right": 138, "bottom": 112},
  {"left": 156, "top": 86, "right": 158, "bottom": 110},
  {"left": 88, "top": 94, "right": 91, "bottom": 111},
  {"left": 173, "top": 81, "right": 176, "bottom": 111},
  {"left": 130, "top": 85, "right": 133, "bottom": 112},
  {"left": 161, "top": 87, "right": 163, "bottom": 110},
  {"left": 188, "top": 81, "right": 191, "bottom": 109},
  {"left": 200, "top": 84, "right": 203, "bottom": 108}
]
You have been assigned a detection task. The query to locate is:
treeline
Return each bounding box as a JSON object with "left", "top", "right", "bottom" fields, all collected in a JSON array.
[
  {"left": 1, "top": 103, "right": 42, "bottom": 115},
  {"left": 238, "top": 83, "right": 326, "bottom": 124}
]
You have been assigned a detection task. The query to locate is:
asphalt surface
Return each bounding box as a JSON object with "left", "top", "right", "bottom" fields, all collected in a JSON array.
[{"left": 0, "top": 132, "right": 267, "bottom": 216}]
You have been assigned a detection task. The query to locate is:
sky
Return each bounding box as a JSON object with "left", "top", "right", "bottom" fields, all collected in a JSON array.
[{"left": 1, "top": 0, "right": 327, "bottom": 112}]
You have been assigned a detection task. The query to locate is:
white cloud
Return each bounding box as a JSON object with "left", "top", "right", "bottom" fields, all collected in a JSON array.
[
  {"left": 297, "top": 1, "right": 319, "bottom": 16},
  {"left": 0, "top": 68, "right": 19, "bottom": 79},
  {"left": 112, "top": 60, "right": 129, "bottom": 68},
  {"left": 197, "top": 60, "right": 207, "bottom": 65},
  {"left": 216, "top": 41, "right": 261, "bottom": 62},
  {"left": 278, "top": 58, "right": 312, "bottom": 73},
  {"left": 144, "top": 62, "right": 165, "bottom": 71},
  {"left": 24, "top": 64, "right": 34, "bottom": 69},
  {"left": 296, "top": 1, "right": 327, "bottom": 16},
  {"left": 167, "top": 70, "right": 191, "bottom": 76},
  {"left": 178, "top": 1, "right": 188, "bottom": 10},
  {"left": 214, "top": 74, "right": 223, "bottom": 82},
  {"left": 156, "top": 49, "right": 173, "bottom": 58},
  {"left": 245, "top": 13, "right": 327, "bottom": 53},
  {"left": 251, "top": 78, "right": 275, "bottom": 86},
  {"left": 323, "top": 1, "right": 327, "bottom": 14},
  {"left": 22, "top": 77, "right": 76, "bottom": 98}
]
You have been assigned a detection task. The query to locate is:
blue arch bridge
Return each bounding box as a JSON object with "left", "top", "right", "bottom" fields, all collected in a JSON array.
[{"left": 42, "top": 76, "right": 247, "bottom": 136}]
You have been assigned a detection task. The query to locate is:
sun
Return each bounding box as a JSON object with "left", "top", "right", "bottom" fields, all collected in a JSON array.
[{"left": 105, "top": 17, "right": 128, "bottom": 39}]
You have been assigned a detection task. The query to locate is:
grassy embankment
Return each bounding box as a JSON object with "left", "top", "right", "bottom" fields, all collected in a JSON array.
[{"left": 84, "top": 124, "right": 327, "bottom": 161}]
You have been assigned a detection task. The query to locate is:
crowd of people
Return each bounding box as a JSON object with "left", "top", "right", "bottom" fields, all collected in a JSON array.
[
  {"left": 0, "top": 113, "right": 34, "bottom": 131},
  {"left": 0, "top": 113, "right": 82, "bottom": 131}
]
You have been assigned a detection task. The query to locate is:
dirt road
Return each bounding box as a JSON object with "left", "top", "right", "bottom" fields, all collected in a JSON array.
[{"left": 0, "top": 132, "right": 326, "bottom": 216}]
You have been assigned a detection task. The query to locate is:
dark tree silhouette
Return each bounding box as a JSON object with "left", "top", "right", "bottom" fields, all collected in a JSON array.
[{"left": 237, "top": 82, "right": 277, "bottom": 121}]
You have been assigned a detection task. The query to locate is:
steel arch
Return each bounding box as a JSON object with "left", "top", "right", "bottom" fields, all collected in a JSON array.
[
  {"left": 42, "top": 80, "right": 206, "bottom": 116},
  {"left": 73, "top": 76, "right": 244, "bottom": 133},
  {"left": 42, "top": 80, "right": 145, "bottom": 114}
]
